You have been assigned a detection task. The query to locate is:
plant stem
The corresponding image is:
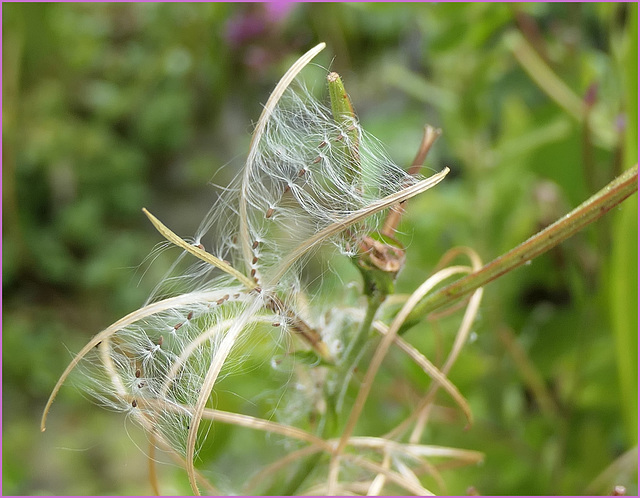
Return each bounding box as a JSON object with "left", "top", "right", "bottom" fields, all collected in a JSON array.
[
  {"left": 276, "top": 452, "right": 324, "bottom": 496},
  {"left": 506, "top": 30, "right": 586, "bottom": 122},
  {"left": 382, "top": 125, "right": 441, "bottom": 237},
  {"left": 342, "top": 295, "right": 383, "bottom": 371},
  {"left": 401, "top": 164, "right": 638, "bottom": 333},
  {"left": 278, "top": 295, "right": 382, "bottom": 495}
]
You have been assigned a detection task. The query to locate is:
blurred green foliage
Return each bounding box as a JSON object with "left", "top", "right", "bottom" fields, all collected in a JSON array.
[{"left": 2, "top": 2, "right": 636, "bottom": 495}]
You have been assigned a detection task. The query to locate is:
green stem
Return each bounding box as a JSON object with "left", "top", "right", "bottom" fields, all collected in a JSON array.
[
  {"left": 278, "top": 295, "right": 382, "bottom": 495},
  {"left": 276, "top": 452, "right": 324, "bottom": 496},
  {"left": 612, "top": 2, "right": 638, "bottom": 446},
  {"left": 505, "top": 30, "right": 586, "bottom": 122},
  {"left": 506, "top": 29, "right": 615, "bottom": 148},
  {"left": 342, "top": 295, "right": 383, "bottom": 371},
  {"left": 401, "top": 164, "right": 638, "bottom": 333}
]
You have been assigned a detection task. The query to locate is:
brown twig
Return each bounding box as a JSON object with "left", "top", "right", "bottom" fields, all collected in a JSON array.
[{"left": 382, "top": 125, "right": 442, "bottom": 237}]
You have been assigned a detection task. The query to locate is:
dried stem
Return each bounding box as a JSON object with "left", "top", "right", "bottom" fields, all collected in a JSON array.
[
  {"left": 148, "top": 437, "right": 161, "bottom": 496},
  {"left": 382, "top": 125, "right": 442, "bottom": 237},
  {"left": 329, "top": 264, "right": 481, "bottom": 487},
  {"left": 387, "top": 284, "right": 484, "bottom": 441},
  {"left": 142, "top": 208, "right": 257, "bottom": 289},
  {"left": 185, "top": 300, "right": 262, "bottom": 495}
]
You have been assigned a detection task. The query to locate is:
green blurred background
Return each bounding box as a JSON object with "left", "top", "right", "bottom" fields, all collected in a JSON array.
[{"left": 3, "top": 2, "right": 637, "bottom": 495}]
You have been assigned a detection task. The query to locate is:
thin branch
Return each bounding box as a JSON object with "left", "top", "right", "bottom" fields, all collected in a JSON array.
[
  {"left": 382, "top": 125, "right": 442, "bottom": 237},
  {"left": 147, "top": 437, "right": 161, "bottom": 496},
  {"left": 402, "top": 164, "right": 638, "bottom": 333}
]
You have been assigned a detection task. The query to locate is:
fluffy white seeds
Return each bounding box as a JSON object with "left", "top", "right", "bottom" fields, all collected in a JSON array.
[{"left": 43, "top": 44, "right": 450, "bottom": 494}]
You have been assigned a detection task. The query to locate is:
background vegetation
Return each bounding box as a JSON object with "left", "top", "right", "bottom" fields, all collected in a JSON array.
[{"left": 3, "top": 2, "right": 637, "bottom": 495}]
